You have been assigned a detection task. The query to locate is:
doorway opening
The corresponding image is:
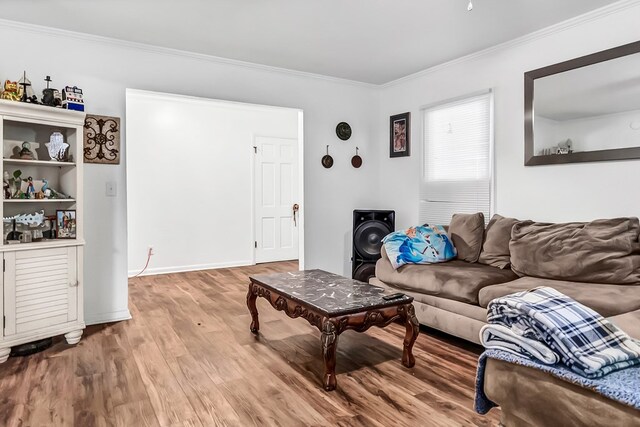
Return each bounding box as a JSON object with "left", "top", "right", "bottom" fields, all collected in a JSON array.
[{"left": 126, "top": 89, "right": 303, "bottom": 276}]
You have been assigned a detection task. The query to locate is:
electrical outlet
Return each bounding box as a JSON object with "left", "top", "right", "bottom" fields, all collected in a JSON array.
[{"left": 106, "top": 182, "right": 117, "bottom": 197}]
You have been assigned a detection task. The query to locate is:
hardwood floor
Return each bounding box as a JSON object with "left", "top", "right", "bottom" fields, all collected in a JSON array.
[{"left": 0, "top": 261, "right": 500, "bottom": 426}]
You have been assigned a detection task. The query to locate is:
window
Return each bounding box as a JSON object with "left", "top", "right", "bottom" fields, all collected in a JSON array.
[{"left": 420, "top": 91, "right": 493, "bottom": 225}]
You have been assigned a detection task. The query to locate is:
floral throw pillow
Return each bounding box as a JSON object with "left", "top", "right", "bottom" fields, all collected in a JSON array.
[{"left": 382, "top": 225, "right": 457, "bottom": 270}]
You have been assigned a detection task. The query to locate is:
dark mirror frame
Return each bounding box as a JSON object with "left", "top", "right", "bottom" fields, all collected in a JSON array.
[{"left": 524, "top": 40, "right": 640, "bottom": 166}]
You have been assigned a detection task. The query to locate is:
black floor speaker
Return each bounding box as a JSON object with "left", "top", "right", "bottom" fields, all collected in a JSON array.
[{"left": 352, "top": 210, "right": 395, "bottom": 282}]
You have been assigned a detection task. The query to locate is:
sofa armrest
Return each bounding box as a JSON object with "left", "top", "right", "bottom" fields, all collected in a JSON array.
[{"left": 484, "top": 358, "right": 639, "bottom": 427}]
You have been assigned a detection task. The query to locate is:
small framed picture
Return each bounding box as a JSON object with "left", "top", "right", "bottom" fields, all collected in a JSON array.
[
  {"left": 56, "top": 210, "right": 77, "bottom": 239},
  {"left": 390, "top": 112, "right": 410, "bottom": 158}
]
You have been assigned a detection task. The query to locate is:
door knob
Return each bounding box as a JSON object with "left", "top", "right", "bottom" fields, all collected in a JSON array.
[{"left": 293, "top": 204, "right": 299, "bottom": 226}]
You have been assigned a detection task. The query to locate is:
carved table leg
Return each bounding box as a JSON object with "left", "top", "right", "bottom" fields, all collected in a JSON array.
[
  {"left": 321, "top": 320, "right": 339, "bottom": 391},
  {"left": 246, "top": 284, "right": 260, "bottom": 334},
  {"left": 401, "top": 304, "right": 419, "bottom": 368}
]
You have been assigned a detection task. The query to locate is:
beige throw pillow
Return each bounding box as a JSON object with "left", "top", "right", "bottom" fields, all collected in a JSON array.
[
  {"left": 478, "top": 214, "right": 520, "bottom": 269},
  {"left": 449, "top": 213, "right": 485, "bottom": 263}
]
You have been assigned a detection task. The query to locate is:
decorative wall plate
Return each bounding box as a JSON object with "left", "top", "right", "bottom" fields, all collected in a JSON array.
[
  {"left": 336, "top": 122, "right": 352, "bottom": 141},
  {"left": 351, "top": 147, "right": 362, "bottom": 168},
  {"left": 322, "top": 145, "right": 334, "bottom": 168}
]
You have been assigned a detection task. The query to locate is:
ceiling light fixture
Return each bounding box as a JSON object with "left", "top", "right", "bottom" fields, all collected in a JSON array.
[{"left": 467, "top": 1, "right": 473, "bottom": 11}]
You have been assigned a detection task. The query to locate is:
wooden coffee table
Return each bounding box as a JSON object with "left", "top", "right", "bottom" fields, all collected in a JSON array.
[{"left": 246, "top": 269, "right": 419, "bottom": 391}]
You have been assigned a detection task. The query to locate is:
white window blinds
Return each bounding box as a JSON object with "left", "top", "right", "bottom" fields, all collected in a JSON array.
[{"left": 420, "top": 92, "right": 493, "bottom": 225}]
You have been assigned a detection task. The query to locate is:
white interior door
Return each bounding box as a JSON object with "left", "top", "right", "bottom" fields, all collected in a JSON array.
[{"left": 254, "top": 136, "right": 299, "bottom": 263}]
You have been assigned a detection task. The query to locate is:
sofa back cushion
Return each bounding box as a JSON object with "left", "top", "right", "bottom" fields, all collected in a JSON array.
[
  {"left": 448, "top": 212, "right": 485, "bottom": 263},
  {"left": 478, "top": 214, "right": 519, "bottom": 269},
  {"left": 510, "top": 217, "right": 640, "bottom": 284}
]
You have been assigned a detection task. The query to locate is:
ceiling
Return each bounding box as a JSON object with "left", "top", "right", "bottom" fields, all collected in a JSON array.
[{"left": 0, "top": 0, "right": 619, "bottom": 84}]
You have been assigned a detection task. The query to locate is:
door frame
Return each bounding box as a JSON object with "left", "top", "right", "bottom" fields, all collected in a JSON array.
[{"left": 250, "top": 110, "right": 304, "bottom": 270}]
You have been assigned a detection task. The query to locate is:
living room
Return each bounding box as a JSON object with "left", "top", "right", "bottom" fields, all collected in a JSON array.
[{"left": 0, "top": 1, "right": 639, "bottom": 426}]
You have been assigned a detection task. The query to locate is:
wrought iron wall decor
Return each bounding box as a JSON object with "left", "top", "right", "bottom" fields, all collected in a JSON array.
[{"left": 83, "top": 114, "right": 120, "bottom": 164}]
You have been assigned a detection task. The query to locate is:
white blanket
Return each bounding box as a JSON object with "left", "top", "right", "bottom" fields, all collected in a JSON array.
[{"left": 479, "top": 324, "right": 560, "bottom": 365}]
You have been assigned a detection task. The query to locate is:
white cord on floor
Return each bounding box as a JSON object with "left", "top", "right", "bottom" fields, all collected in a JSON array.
[{"left": 131, "top": 248, "right": 153, "bottom": 278}]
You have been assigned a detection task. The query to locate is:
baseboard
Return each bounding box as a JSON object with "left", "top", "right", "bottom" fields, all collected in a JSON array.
[
  {"left": 127, "top": 260, "right": 254, "bottom": 277},
  {"left": 85, "top": 309, "right": 132, "bottom": 326}
]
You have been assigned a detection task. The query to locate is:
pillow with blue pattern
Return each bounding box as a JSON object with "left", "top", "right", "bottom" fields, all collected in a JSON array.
[{"left": 382, "top": 225, "right": 457, "bottom": 270}]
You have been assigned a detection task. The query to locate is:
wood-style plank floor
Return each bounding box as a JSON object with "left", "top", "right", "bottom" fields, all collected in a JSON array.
[{"left": 0, "top": 261, "right": 500, "bottom": 426}]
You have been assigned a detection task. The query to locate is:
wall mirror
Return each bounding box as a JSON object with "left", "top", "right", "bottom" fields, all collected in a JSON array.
[{"left": 525, "top": 41, "right": 640, "bottom": 166}]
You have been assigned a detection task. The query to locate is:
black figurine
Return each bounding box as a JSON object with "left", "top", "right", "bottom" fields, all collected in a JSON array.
[
  {"left": 42, "top": 76, "right": 62, "bottom": 107},
  {"left": 18, "top": 71, "right": 39, "bottom": 104}
]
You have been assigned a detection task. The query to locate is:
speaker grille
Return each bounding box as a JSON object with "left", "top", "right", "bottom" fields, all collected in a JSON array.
[
  {"left": 353, "top": 262, "right": 377, "bottom": 283},
  {"left": 351, "top": 210, "right": 395, "bottom": 281},
  {"left": 353, "top": 220, "right": 392, "bottom": 259}
]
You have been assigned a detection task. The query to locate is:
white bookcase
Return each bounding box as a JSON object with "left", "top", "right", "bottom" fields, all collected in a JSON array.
[{"left": 0, "top": 99, "right": 85, "bottom": 363}]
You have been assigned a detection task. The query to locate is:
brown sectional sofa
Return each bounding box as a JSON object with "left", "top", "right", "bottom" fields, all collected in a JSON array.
[
  {"left": 372, "top": 214, "right": 640, "bottom": 426},
  {"left": 373, "top": 215, "right": 640, "bottom": 344}
]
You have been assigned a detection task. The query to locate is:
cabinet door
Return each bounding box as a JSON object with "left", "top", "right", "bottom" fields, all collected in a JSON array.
[{"left": 4, "top": 247, "right": 78, "bottom": 337}]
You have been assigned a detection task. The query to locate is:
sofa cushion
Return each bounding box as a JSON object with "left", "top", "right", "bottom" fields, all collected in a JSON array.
[
  {"left": 608, "top": 309, "right": 640, "bottom": 341},
  {"left": 510, "top": 217, "right": 640, "bottom": 285},
  {"left": 376, "top": 247, "right": 517, "bottom": 305},
  {"left": 449, "top": 212, "right": 485, "bottom": 263},
  {"left": 478, "top": 214, "right": 519, "bottom": 269},
  {"left": 478, "top": 277, "right": 640, "bottom": 318},
  {"left": 370, "top": 277, "right": 488, "bottom": 322}
]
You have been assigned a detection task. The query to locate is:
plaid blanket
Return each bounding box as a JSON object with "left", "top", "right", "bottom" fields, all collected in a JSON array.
[{"left": 487, "top": 287, "right": 640, "bottom": 378}]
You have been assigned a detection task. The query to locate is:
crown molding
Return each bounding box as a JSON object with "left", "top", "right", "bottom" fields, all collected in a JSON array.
[
  {"left": 0, "top": 98, "right": 86, "bottom": 125},
  {"left": 0, "top": 18, "right": 376, "bottom": 90},
  {"left": 126, "top": 88, "right": 303, "bottom": 114},
  {"left": 381, "top": 0, "right": 640, "bottom": 89}
]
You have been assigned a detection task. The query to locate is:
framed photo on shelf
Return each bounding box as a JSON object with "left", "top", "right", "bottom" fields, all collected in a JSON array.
[
  {"left": 56, "top": 210, "right": 77, "bottom": 239},
  {"left": 389, "top": 112, "right": 410, "bottom": 158}
]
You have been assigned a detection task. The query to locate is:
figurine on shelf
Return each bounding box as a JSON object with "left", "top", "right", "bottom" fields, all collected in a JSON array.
[
  {"left": 3, "top": 171, "right": 10, "bottom": 199},
  {"left": 46, "top": 132, "right": 69, "bottom": 161},
  {"left": 41, "top": 179, "right": 53, "bottom": 199},
  {"left": 3, "top": 210, "right": 45, "bottom": 226},
  {"left": 10, "top": 170, "right": 22, "bottom": 198},
  {"left": 1, "top": 80, "right": 20, "bottom": 101},
  {"left": 26, "top": 177, "right": 35, "bottom": 198},
  {"left": 18, "top": 71, "right": 39, "bottom": 104},
  {"left": 19, "top": 141, "right": 35, "bottom": 160},
  {"left": 62, "top": 86, "right": 84, "bottom": 111},
  {"left": 41, "top": 76, "right": 62, "bottom": 107},
  {"left": 49, "top": 188, "right": 70, "bottom": 200}
]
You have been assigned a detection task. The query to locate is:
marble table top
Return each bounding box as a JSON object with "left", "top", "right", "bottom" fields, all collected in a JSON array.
[{"left": 249, "top": 269, "right": 413, "bottom": 316}]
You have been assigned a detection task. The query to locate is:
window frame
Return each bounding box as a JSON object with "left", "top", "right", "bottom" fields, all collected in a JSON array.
[{"left": 419, "top": 89, "right": 495, "bottom": 224}]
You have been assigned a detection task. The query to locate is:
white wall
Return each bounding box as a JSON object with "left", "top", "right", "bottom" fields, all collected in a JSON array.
[
  {"left": 1, "top": 3, "right": 638, "bottom": 326},
  {"left": 126, "top": 90, "right": 299, "bottom": 275},
  {"left": 376, "top": 3, "right": 640, "bottom": 228},
  {"left": 0, "top": 20, "right": 379, "bottom": 324}
]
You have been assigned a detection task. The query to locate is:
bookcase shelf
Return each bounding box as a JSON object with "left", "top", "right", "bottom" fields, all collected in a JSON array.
[
  {"left": 0, "top": 99, "right": 85, "bottom": 363},
  {"left": 3, "top": 199, "right": 76, "bottom": 203},
  {"left": 3, "top": 159, "right": 76, "bottom": 167}
]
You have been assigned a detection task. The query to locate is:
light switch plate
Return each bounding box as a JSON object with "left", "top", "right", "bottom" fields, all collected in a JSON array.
[{"left": 106, "top": 182, "right": 117, "bottom": 197}]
